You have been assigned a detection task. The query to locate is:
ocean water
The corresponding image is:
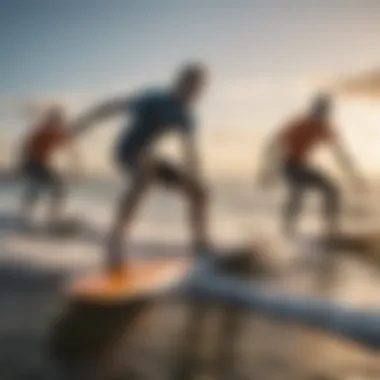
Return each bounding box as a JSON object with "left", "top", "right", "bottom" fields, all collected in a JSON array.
[
  {"left": 1, "top": 178, "right": 380, "bottom": 379},
  {"left": 1, "top": 178, "right": 380, "bottom": 304}
]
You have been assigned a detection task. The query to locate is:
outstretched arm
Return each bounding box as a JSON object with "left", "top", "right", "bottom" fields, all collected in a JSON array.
[
  {"left": 16, "top": 129, "right": 33, "bottom": 175},
  {"left": 183, "top": 132, "right": 201, "bottom": 181},
  {"left": 330, "top": 139, "right": 365, "bottom": 190},
  {"left": 71, "top": 97, "right": 132, "bottom": 136}
]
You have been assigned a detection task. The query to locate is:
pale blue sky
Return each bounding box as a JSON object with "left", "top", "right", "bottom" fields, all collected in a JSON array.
[{"left": 1, "top": 0, "right": 379, "bottom": 96}]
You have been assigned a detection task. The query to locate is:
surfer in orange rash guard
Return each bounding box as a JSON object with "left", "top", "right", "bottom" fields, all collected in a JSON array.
[
  {"left": 18, "top": 106, "right": 79, "bottom": 226},
  {"left": 259, "top": 94, "right": 365, "bottom": 238}
]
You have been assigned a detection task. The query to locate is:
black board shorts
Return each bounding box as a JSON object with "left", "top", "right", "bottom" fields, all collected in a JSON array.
[
  {"left": 22, "top": 161, "right": 61, "bottom": 187},
  {"left": 116, "top": 149, "right": 190, "bottom": 187},
  {"left": 282, "top": 160, "right": 335, "bottom": 192}
]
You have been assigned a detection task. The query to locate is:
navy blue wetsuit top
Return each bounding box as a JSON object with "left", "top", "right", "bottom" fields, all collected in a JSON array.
[{"left": 115, "top": 88, "right": 194, "bottom": 165}]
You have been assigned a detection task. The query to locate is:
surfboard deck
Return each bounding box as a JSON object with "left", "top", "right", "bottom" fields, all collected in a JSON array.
[
  {"left": 49, "top": 258, "right": 194, "bottom": 363},
  {"left": 49, "top": 247, "right": 270, "bottom": 364},
  {"left": 65, "top": 258, "right": 193, "bottom": 304}
]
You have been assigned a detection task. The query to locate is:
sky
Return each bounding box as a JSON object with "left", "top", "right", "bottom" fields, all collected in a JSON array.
[
  {"left": 1, "top": 0, "right": 380, "bottom": 93},
  {"left": 0, "top": 0, "right": 380, "bottom": 176}
]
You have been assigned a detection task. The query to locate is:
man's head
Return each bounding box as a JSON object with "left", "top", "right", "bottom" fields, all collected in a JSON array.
[
  {"left": 310, "top": 94, "right": 332, "bottom": 122},
  {"left": 173, "top": 63, "right": 208, "bottom": 103},
  {"left": 44, "top": 106, "right": 65, "bottom": 128}
]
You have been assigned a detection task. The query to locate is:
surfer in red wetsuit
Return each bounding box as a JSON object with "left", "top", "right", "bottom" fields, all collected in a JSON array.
[
  {"left": 259, "top": 94, "right": 365, "bottom": 238},
  {"left": 19, "top": 106, "right": 79, "bottom": 225}
]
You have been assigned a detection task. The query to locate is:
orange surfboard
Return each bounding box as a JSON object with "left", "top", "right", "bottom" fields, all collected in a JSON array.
[{"left": 65, "top": 258, "right": 193, "bottom": 304}]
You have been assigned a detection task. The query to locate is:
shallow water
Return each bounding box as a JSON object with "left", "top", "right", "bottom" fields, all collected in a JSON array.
[{"left": 1, "top": 179, "right": 380, "bottom": 379}]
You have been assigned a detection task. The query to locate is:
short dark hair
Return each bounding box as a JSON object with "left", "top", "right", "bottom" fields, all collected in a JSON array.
[
  {"left": 176, "top": 63, "right": 207, "bottom": 84},
  {"left": 312, "top": 93, "right": 332, "bottom": 111}
]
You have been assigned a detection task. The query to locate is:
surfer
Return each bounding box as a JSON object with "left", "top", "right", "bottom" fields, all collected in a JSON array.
[
  {"left": 259, "top": 94, "right": 365, "bottom": 238},
  {"left": 72, "top": 63, "right": 210, "bottom": 273},
  {"left": 18, "top": 106, "right": 78, "bottom": 226}
]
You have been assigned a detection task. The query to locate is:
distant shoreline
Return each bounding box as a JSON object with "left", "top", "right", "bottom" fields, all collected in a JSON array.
[{"left": 1, "top": 167, "right": 380, "bottom": 192}]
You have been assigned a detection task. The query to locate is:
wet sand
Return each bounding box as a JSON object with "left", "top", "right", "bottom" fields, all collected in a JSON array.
[{"left": 2, "top": 249, "right": 380, "bottom": 380}]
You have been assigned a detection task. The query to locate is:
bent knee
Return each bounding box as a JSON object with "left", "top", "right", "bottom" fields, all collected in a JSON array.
[
  {"left": 189, "top": 182, "right": 209, "bottom": 204},
  {"left": 323, "top": 182, "right": 339, "bottom": 200},
  {"left": 51, "top": 181, "right": 65, "bottom": 199}
]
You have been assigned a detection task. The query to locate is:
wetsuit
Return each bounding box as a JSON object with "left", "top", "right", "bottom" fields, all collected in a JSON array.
[
  {"left": 279, "top": 116, "right": 340, "bottom": 231},
  {"left": 21, "top": 124, "right": 69, "bottom": 203},
  {"left": 114, "top": 88, "right": 195, "bottom": 185}
]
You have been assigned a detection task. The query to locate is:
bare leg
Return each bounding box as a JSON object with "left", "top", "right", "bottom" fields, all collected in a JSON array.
[
  {"left": 169, "top": 174, "right": 209, "bottom": 257},
  {"left": 107, "top": 172, "right": 151, "bottom": 274},
  {"left": 286, "top": 164, "right": 341, "bottom": 240},
  {"left": 283, "top": 186, "right": 304, "bottom": 238},
  {"left": 189, "top": 184, "right": 209, "bottom": 255},
  {"left": 21, "top": 181, "right": 40, "bottom": 224},
  {"left": 320, "top": 180, "right": 340, "bottom": 239},
  {"left": 154, "top": 160, "right": 210, "bottom": 258},
  {"left": 48, "top": 179, "right": 66, "bottom": 224}
]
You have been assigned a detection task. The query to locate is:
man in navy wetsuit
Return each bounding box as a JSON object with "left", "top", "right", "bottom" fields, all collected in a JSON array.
[{"left": 73, "top": 64, "right": 209, "bottom": 274}]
